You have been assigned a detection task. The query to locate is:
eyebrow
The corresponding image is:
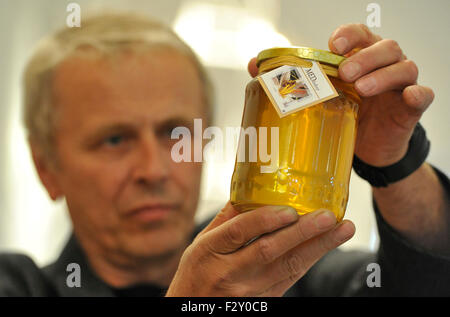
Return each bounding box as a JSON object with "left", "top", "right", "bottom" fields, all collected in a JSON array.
[
  {"left": 83, "top": 117, "right": 197, "bottom": 145},
  {"left": 155, "top": 117, "right": 195, "bottom": 132}
]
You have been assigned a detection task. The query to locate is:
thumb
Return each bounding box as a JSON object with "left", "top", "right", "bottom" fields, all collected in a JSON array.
[{"left": 197, "top": 201, "right": 240, "bottom": 237}]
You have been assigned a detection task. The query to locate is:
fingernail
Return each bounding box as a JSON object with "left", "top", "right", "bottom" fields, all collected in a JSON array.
[
  {"left": 341, "top": 61, "right": 361, "bottom": 80},
  {"left": 334, "top": 222, "right": 355, "bottom": 242},
  {"left": 410, "top": 86, "right": 422, "bottom": 102},
  {"left": 333, "top": 37, "right": 348, "bottom": 54},
  {"left": 356, "top": 76, "right": 377, "bottom": 95},
  {"left": 314, "top": 210, "right": 336, "bottom": 230},
  {"left": 274, "top": 206, "right": 299, "bottom": 224}
]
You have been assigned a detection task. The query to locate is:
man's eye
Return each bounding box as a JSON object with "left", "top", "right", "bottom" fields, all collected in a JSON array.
[
  {"left": 104, "top": 135, "right": 125, "bottom": 146},
  {"left": 166, "top": 126, "right": 178, "bottom": 137},
  {"left": 159, "top": 125, "right": 178, "bottom": 138}
]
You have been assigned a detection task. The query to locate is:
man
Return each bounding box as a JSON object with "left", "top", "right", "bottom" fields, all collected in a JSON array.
[{"left": 0, "top": 12, "right": 449, "bottom": 296}]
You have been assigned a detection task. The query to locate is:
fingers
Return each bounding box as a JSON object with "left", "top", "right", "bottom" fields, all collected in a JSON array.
[
  {"left": 339, "top": 39, "right": 405, "bottom": 82},
  {"left": 401, "top": 85, "right": 435, "bottom": 117},
  {"left": 248, "top": 57, "right": 258, "bottom": 78},
  {"left": 383, "top": 85, "right": 434, "bottom": 131},
  {"left": 243, "top": 209, "right": 337, "bottom": 264},
  {"left": 201, "top": 205, "right": 299, "bottom": 254},
  {"left": 261, "top": 220, "right": 355, "bottom": 296},
  {"left": 334, "top": 37, "right": 418, "bottom": 97},
  {"left": 269, "top": 220, "right": 355, "bottom": 282},
  {"left": 329, "top": 25, "right": 421, "bottom": 99},
  {"left": 196, "top": 201, "right": 240, "bottom": 238},
  {"left": 329, "top": 23, "right": 382, "bottom": 55},
  {"left": 353, "top": 60, "right": 418, "bottom": 97},
  {"left": 183, "top": 207, "right": 355, "bottom": 297}
]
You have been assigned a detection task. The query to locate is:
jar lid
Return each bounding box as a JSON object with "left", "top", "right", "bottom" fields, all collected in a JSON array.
[{"left": 257, "top": 47, "right": 345, "bottom": 67}]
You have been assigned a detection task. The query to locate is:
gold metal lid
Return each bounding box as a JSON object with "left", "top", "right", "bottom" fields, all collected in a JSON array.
[{"left": 257, "top": 47, "right": 345, "bottom": 67}]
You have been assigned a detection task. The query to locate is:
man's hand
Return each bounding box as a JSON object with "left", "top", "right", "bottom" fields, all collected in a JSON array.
[
  {"left": 166, "top": 203, "right": 354, "bottom": 296},
  {"left": 249, "top": 23, "right": 434, "bottom": 167},
  {"left": 327, "top": 25, "right": 450, "bottom": 254},
  {"left": 329, "top": 23, "right": 435, "bottom": 166}
]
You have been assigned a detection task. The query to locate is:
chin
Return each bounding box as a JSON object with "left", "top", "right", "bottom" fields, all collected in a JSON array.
[{"left": 119, "top": 223, "right": 192, "bottom": 259}]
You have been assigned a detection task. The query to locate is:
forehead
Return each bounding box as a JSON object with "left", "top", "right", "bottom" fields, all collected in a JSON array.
[{"left": 51, "top": 48, "right": 206, "bottom": 132}]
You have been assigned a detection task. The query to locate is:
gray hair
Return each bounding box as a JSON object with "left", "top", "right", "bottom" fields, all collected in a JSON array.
[{"left": 23, "top": 12, "right": 214, "bottom": 159}]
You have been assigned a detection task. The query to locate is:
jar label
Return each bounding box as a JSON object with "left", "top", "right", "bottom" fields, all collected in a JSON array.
[{"left": 257, "top": 61, "right": 338, "bottom": 117}]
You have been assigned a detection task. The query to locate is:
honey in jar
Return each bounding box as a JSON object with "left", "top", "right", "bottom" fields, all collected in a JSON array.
[{"left": 230, "top": 47, "right": 361, "bottom": 221}]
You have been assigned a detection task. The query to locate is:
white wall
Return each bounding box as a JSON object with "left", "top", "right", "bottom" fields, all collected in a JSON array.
[{"left": 0, "top": 0, "right": 448, "bottom": 266}]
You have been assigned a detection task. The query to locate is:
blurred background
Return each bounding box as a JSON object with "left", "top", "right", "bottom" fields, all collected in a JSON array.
[{"left": 0, "top": 0, "right": 449, "bottom": 266}]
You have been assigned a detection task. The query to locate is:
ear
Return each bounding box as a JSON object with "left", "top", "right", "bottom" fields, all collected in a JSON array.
[{"left": 29, "top": 140, "right": 64, "bottom": 201}]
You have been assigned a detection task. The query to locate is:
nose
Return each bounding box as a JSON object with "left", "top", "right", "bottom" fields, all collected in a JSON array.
[{"left": 133, "top": 132, "right": 170, "bottom": 186}]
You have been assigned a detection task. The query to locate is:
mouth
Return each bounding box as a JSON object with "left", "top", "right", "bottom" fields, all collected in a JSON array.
[{"left": 125, "top": 203, "right": 177, "bottom": 223}]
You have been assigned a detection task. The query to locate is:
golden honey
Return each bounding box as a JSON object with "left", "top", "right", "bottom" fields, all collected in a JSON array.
[{"left": 230, "top": 47, "right": 361, "bottom": 221}]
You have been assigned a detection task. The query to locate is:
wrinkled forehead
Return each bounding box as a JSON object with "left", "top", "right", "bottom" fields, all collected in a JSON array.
[{"left": 50, "top": 47, "right": 207, "bottom": 132}]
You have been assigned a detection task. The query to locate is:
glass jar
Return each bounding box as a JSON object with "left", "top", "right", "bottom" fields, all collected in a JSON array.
[{"left": 230, "top": 47, "right": 361, "bottom": 221}]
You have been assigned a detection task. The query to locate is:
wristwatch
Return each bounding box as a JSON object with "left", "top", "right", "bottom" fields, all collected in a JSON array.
[{"left": 352, "top": 123, "right": 430, "bottom": 187}]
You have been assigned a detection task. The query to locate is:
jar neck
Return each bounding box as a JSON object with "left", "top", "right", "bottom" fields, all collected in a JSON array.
[
  {"left": 258, "top": 56, "right": 312, "bottom": 74},
  {"left": 258, "top": 55, "right": 339, "bottom": 77}
]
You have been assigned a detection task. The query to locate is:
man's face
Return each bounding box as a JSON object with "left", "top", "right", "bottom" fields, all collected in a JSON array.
[{"left": 48, "top": 48, "right": 205, "bottom": 260}]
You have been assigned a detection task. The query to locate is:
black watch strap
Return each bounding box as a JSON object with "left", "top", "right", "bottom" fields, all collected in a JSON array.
[{"left": 352, "top": 123, "right": 430, "bottom": 187}]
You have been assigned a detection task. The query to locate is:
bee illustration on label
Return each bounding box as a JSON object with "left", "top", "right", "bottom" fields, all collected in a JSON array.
[{"left": 273, "top": 69, "right": 310, "bottom": 101}]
